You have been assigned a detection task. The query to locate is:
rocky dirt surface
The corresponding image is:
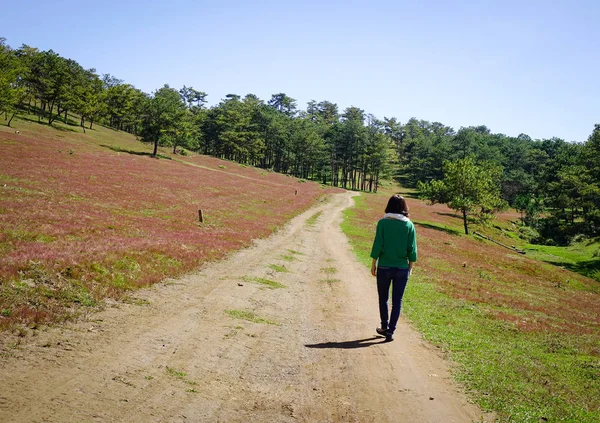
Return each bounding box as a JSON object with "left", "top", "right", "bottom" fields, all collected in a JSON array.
[{"left": 0, "top": 192, "right": 490, "bottom": 422}]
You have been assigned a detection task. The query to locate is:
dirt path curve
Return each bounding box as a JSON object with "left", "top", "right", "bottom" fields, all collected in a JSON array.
[{"left": 0, "top": 192, "right": 487, "bottom": 423}]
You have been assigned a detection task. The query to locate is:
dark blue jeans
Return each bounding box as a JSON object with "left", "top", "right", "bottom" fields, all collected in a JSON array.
[{"left": 376, "top": 267, "right": 409, "bottom": 335}]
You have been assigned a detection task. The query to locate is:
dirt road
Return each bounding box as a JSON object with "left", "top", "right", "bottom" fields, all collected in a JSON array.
[{"left": 0, "top": 192, "right": 487, "bottom": 422}]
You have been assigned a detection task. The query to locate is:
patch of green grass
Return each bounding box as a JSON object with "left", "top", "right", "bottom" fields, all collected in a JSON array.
[
  {"left": 166, "top": 366, "right": 186, "bottom": 379},
  {"left": 225, "top": 309, "right": 278, "bottom": 325},
  {"left": 286, "top": 249, "right": 304, "bottom": 256},
  {"left": 110, "top": 273, "right": 134, "bottom": 290},
  {"left": 68, "top": 284, "right": 96, "bottom": 307},
  {"left": 114, "top": 257, "right": 141, "bottom": 272},
  {"left": 241, "top": 276, "right": 286, "bottom": 289},
  {"left": 151, "top": 253, "right": 183, "bottom": 273},
  {"left": 306, "top": 211, "right": 322, "bottom": 226},
  {"left": 280, "top": 254, "right": 295, "bottom": 262},
  {"left": 166, "top": 366, "right": 197, "bottom": 386},
  {"left": 268, "top": 264, "right": 289, "bottom": 273},
  {"left": 426, "top": 258, "right": 457, "bottom": 273},
  {"left": 319, "top": 278, "right": 341, "bottom": 284},
  {"left": 341, "top": 193, "right": 373, "bottom": 267},
  {"left": 4, "top": 228, "right": 55, "bottom": 243},
  {"left": 525, "top": 243, "right": 600, "bottom": 284},
  {"left": 477, "top": 269, "right": 493, "bottom": 281},
  {"left": 320, "top": 267, "right": 337, "bottom": 274}
]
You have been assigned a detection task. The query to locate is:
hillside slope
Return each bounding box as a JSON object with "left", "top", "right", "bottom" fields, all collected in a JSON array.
[{"left": 0, "top": 118, "right": 341, "bottom": 329}]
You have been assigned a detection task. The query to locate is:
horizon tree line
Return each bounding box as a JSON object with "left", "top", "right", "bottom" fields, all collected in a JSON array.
[{"left": 1, "top": 37, "right": 599, "bottom": 244}]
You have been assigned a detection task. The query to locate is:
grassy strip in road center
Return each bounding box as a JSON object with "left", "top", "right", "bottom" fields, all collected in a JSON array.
[{"left": 225, "top": 309, "right": 279, "bottom": 326}]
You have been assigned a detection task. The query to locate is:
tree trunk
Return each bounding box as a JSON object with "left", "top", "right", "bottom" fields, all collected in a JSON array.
[
  {"left": 48, "top": 101, "right": 56, "bottom": 124},
  {"left": 462, "top": 209, "right": 469, "bottom": 234},
  {"left": 153, "top": 138, "right": 159, "bottom": 157},
  {"left": 90, "top": 118, "right": 94, "bottom": 130},
  {"left": 7, "top": 111, "right": 17, "bottom": 127}
]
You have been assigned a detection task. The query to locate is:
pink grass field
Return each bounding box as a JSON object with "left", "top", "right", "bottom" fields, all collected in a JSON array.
[
  {"left": 0, "top": 123, "right": 342, "bottom": 328},
  {"left": 353, "top": 191, "right": 600, "bottom": 344}
]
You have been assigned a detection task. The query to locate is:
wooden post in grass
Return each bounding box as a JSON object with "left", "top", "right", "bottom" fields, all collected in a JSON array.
[
  {"left": 198, "top": 209, "right": 204, "bottom": 223},
  {"left": 295, "top": 189, "right": 298, "bottom": 195}
]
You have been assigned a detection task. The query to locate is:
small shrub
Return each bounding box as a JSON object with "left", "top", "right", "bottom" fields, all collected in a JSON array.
[
  {"left": 570, "top": 234, "right": 587, "bottom": 245},
  {"left": 518, "top": 225, "right": 539, "bottom": 242},
  {"left": 589, "top": 269, "right": 600, "bottom": 283}
]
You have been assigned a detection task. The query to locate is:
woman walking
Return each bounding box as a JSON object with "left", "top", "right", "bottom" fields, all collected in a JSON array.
[{"left": 370, "top": 194, "right": 418, "bottom": 342}]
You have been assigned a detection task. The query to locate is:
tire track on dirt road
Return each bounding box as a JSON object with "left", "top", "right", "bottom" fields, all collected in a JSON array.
[{"left": 0, "top": 191, "right": 489, "bottom": 422}]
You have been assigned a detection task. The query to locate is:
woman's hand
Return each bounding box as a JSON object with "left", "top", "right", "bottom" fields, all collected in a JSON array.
[{"left": 371, "top": 259, "right": 377, "bottom": 276}]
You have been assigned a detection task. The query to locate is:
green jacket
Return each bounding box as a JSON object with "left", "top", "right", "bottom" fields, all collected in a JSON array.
[{"left": 370, "top": 217, "right": 418, "bottom": 268}]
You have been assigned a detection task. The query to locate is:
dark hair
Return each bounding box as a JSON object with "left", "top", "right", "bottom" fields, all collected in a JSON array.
[{"left": 385, "top": 194, "right": 409, "bottom": 216}]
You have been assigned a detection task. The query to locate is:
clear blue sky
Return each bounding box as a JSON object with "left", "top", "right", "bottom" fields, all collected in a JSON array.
[{"left": 3, "top": 0, "right": 599, "bottom": 142}]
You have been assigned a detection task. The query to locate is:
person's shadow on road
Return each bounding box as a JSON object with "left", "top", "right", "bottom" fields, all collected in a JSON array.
[{"left": 304, "top": 336, "right": 388, "bottom": 349}]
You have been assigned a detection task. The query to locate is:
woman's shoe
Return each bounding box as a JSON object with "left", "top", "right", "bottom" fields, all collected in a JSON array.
[{"left": 376, "top": 327, "right": 388, "bottom": 337}]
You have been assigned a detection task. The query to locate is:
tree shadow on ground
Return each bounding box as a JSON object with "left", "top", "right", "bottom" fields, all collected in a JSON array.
[
  {"left": 399, "top": 192, "right": 420, "bottom": 200},
  {"left": 18, "top": 115, "right": 52, "bottom": 125},
  {"left": 100, "top": 144, "right": 171, "bottom": 160},
  {"left": 19, "top": 114, "right": 79, "bottom": 128},
  {"left": 52, "top": 124, "right": 78, "bottom": 133},
  {"left": 305, "top": 336, "right": 388, "bottom": 349},
  {"left": 413, "top": 220, "right": 462, "bottom": 236},
  {"left": 554, "top": 258, "right": 600, "bottom": 283},
  {"left": 435, "top": 212, "right": 462, "bottom": 220}
]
